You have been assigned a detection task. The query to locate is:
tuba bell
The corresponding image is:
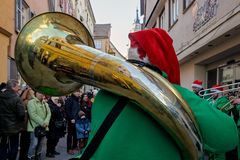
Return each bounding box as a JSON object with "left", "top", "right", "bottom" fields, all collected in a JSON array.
[{"left": 15, "top": 12, "right": 203, "bottom": 159}]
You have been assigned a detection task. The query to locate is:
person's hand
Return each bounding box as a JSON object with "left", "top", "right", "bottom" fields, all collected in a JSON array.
[
  {"left": 42, "top": 123, "right": 48, "bottom": 128},
  {"left": 71, "top": 119, "right": 75, "bottom": 123},
  {"left": 232, "top": 98, "right": 240, "bottom": 105}
]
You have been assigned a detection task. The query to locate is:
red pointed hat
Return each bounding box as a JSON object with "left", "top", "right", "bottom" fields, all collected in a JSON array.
[
  {"left": 128, "top": 28, "right": 180, "bottom": 85},
  {"left": 211, "top": 84, "right": 223, "bottom": 93},
  {"left": 191, "top": 80, "right": 203, "bottom": 88}
]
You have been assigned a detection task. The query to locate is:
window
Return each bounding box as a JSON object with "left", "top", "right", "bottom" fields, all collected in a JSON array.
[
  {"left": 183, "top": 0, "right": 194, "bottom": 10},
  {"left": 169, "top": 0, "right": 179, "bottom": 27},
  {"left": 94, "top": 40, "right": 102, "bottom": 49},
  {"left": 159, "top": 9, "right": 166, "bottom": 29},
  {"left": 219, "top": 66, "right": 234, "bottom": 83},
  {"left": 207, "top": 68, "right": 217, "bottom": 88},
  {"left": 15, "top": 0, "right": 30, "bottom": 32},
  {"left": 208, "top": 62, "right": 240, "bottom": 88},
  {"left": 235, "top": 63, "right": 240, "bottom": 81}
]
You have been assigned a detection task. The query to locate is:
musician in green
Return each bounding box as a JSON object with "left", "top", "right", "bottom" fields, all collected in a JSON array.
[
  {"left": 210, "top": 84, "right": 231, "bottom": 114},
  {"left": 75, "top": 28, "right": 238, "bottom": 160}
]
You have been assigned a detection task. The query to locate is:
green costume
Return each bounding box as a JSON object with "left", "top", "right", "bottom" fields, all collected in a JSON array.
[
  {"left": 77, "top": 85, "right": 238, "bottom": 160},
  {"left": 212, "top": 96, "right": 231, "bottom": 114},
  {"left": 236, "top": 104, "right": 240, "bottom": 160}
]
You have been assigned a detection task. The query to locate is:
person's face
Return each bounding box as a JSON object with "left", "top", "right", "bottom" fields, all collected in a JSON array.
[
  {"left": 27, "top": 89, "right": 34, "bottom": 99},
  {"left": 192, "top": 87, "right": 200, "bottom": 93},
  {"left": 35, "top": 92, "right": 44, "bottom": 101},
  {"left": 83, "top": 95, "right": 88, "bottom": 101},
  {"left": 73, "top": 91, "right": 81, "bottom": 97},
  {"left": 52, "top": 97, "right": 60, "bottom": 104},
  {"left": 12, "top": 83, "right": 20, "bottom": 93}
]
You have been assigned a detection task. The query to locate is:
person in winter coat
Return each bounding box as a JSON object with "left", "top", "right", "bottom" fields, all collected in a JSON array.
[
  {"left": 76, "top": 111, "right": 91, "bottom": 152},
  {"left": 27, "top": 92, "right": 51, "bottom": 160},
  {"left": 0, "top": 79, "right": 25, "bottom": 160},
  {"left": 19, "top": 87, "right": 34, "bottom": 160},
  {"left": 65, "top": 90, "right": 82, "bottom": 154},
  {"left": 46, "top": 96, "right": 66, "bottom": 158},
  {"left": 80, "top": 93, "right": 92, "bottom": 121}
]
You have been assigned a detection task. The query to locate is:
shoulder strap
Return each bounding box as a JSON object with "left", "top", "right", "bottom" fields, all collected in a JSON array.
[{"left": 69, "top": 96, "right": 128, "bottom": 160}]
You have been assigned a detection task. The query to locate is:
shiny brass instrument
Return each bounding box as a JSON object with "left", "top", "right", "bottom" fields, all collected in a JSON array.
[
  {"left": 15, "top": 12, "right": 203, "bottom": 159},
  {"left": 199, "top": 82, "right": 240, "bottom": 98}
]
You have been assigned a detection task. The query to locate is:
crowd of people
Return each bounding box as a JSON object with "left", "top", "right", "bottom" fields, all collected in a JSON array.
[
  {"left": 1, "top": 27, "right": 240, "bottom": 160},
  {"left": 192, "top": 79, "right": 240, "bottom": 118},
  {"left": 0, "top": 80, "right": 96, "bottom": 160}
]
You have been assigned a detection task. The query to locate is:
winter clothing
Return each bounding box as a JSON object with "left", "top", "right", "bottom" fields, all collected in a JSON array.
[
  {"left": 128, "top": 28, "right": 180, "bottom": 84},
  {"left": 192, "top": 80, "right": 203, "bottom": 89},
  {"left": 47, "top": 99, "right": 66, "bottom": 138},
  {"left": 65, "top": 94, "right": 80, "bottom": 152},
  {"left": 46, "top": 99, "right": 66, "bottom": 155},
  {"left": 76, "top": 116, "right": 91, "bottom": 139},
  {"left": 0, "top": 88, "right": 25, "bottom": 160},
  {"left": 27, "top": 97, "right": 51, "bottom": 132},
  {"left": 0, "top": 89, "right": 25, "bottom": 135},
  {"left": 65, "top": 95, "right": 81, "bottom": 121}
]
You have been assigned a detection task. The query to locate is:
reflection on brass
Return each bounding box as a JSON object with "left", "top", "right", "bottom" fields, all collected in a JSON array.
[{"left": 15, "top": 12, "right": 203, "bottom": 159}]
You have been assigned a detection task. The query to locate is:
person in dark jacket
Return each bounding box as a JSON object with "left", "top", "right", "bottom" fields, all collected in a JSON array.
[
  {"left": 65, "top": 91, "right": 81, "bottom": 154},
  {"left": 0, "top": 79, "right": 25, "bottom": 160},
  {"left": 80, "top": 93, "right": 92, "bottom": 121},
  {"left": 46, "top": 96, "right": 66, "bottom": 158},
  {"left": 0, "top": 82, "right": 6, "bottom": 92},
  {"left": 19, "top": 87, "right": 34, "bottom": 160}
]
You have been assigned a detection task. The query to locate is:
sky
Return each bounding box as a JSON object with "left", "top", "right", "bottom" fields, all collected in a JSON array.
[{"left": 90, "top": 0, "right": 140, "bottom": 57}]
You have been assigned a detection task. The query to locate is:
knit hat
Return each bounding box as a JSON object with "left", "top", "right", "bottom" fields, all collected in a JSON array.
[
  {"left": 128, "top": 28, "right": 180, "bottom": 85},
  {"left": 191, "top": 80, "right": 203, "bottom": 89},
  {"left": 210, "top": 84, "right": 223, "bottom": 93}
]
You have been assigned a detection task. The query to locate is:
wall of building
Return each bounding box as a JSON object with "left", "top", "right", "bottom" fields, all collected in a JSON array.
[
  {"left": 171, "top": 0, "right": 239, "bottom": 60},
  {"left": 181, "top": 31, "right": 240, "bottom": 88},
  {"left": 0, "top": 33, "right": 10, "bottom": 82},
  {"left": 142, "top": 0, "right": 240, "bottom": 89},
  {"left": 180, "top": 60, "right": 195, "bottom": 88},
  {"left": 10, "top": 0, "right": 49, "bottom": 59},
  {"left": 0, "top": 0, "right": 14, "bottom": 82}
]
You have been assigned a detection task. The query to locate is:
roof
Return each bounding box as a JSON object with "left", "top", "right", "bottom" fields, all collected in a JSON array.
[{"left": 94, "top": 24, "right": 111, "bottom": 38}]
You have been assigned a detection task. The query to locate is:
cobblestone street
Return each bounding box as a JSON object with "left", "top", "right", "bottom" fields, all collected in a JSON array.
[{"left": 43, "top": 137, "right": 78, "bottom": 160}]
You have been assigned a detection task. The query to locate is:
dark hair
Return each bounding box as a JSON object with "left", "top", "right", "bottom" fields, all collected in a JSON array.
[
  {"left": 0, "top": 82, "right": 6, "bottom": 90},
  {"left": 6, "top": 79, "right": 19, "bottom": 90}
]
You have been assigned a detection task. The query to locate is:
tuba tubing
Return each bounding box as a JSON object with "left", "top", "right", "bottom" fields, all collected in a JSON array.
[{"left": 15, "top": 12, "right": 203, "bottom": 159}]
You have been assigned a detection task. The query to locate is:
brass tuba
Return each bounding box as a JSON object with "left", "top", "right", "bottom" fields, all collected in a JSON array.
[{"left": 15, "top": 12, "right": 203, "bottom": 159}]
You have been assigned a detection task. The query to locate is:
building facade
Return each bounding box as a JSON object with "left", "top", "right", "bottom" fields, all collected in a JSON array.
[
  {"left": 52, "top": 0, "right": 96, "bottom": 36},
  {"left": 110, "top": 42, "right": 126, "bottom": 59},
  {"left": 93, "top": 24, "right": 112, "bottom": 53},
  {"left": 140, "top": 0, "right": 240, "bottom": 89},
  {"left": 0, "top": 0, "right": 49, "bottom": 83}
]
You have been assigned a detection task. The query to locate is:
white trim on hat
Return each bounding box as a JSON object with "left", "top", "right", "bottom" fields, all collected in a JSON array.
[
  {"left": 191, "top": 84, "right": 203, "bottom": 89},
  {"left": 210, "top": 88, "right": 221, "bottom": 93}
]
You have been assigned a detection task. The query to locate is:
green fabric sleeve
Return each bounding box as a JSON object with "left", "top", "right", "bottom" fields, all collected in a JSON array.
[
  {"left": 173, "top": 85, "right": 238, "bottom": 153},
  {"left": 81, "top": 90, "right": 181, "bottom": 160}
]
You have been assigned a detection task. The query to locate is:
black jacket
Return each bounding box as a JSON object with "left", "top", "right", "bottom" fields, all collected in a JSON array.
[
  {"left": 65, "top": 95, "right": 80, "bottom": 121},
  {"left": 0, "top": 89, "right": 25, "bottom": 135},
  {"left": 47, "top": 99, "right": 66, "bottom": 138}
]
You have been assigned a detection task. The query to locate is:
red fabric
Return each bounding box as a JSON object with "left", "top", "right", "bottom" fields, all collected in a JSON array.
[
  {"left": 211, "top": 84, "right": 223, "bottom": 91},
  {"left": 193, "top": 80, "right": 202, "bottom": 86},
  {"left": 128, "top": 28, "right": 180, "bottom": 85}
]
